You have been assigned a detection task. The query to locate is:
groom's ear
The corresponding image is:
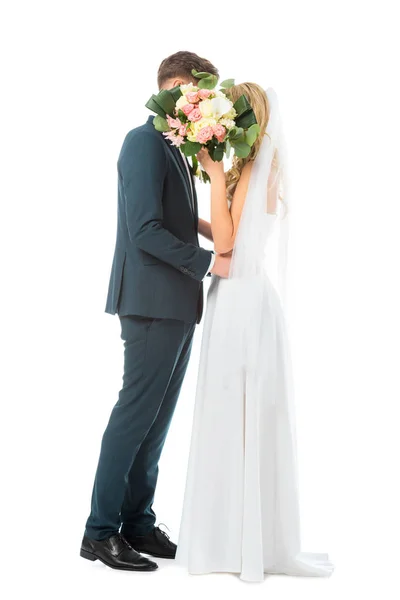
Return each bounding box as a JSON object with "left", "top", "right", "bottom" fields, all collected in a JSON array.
[{"left": 160, "top": 77, "right": 193, "bottom": 91}]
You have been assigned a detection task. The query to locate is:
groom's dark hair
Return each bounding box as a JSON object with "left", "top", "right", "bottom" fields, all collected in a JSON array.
[{"left": 157, "top": 51, "right": 219, "bottom": 89}]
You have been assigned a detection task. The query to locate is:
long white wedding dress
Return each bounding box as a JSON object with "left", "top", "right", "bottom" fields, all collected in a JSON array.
[{"left": 176, "top": 89, "right": 334, "bottom": 582}]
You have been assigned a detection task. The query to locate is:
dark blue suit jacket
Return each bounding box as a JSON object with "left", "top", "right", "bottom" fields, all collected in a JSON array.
[{"left": 105, "top": 117, "right": 212, "bottom": 323}]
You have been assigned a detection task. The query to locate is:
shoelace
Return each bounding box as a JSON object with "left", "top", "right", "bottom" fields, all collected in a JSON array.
[
  {"left": 156, "top": 523, "right": 171, "bottom": 541},
  {"left": 119, "top": 534, "right": 134, "bottom": 550},
  {"left": 107, "top": 534, "right": 134, "bottom": 557}
]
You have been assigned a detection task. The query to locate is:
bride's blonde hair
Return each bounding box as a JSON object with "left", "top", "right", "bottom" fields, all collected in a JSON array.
[{"left": 226, "top": 83, "right": 271, "bottom": 201}]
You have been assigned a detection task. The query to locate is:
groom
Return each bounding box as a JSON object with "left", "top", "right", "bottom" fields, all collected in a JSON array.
[{"left": 81, "top": 51, "right": 230, "bottom": 571}]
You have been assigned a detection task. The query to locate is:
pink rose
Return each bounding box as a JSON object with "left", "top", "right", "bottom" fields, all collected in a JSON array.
[
  {"left": 182, "top": 103, "right": 195, "bottom": 116},
  {"left": 179, "top": 123, "right": 188, "bottom": 136},
  {"left": 196, "top": 126, "right": 214, "bottom": 144},
  {"left": 186, "top": 91, "right": 200, "bottom": 103},
  {"left": 187, "top": 108, "right": 202, "bottom": 122},
  {"left": 198, "top": 89, "right": 212, "bottom": 99},
  {"left": 212, "top": 123, "right": 227, "bottom": 143},
  {"left": 167, "top": 115, "right": 181, "bottom": 129}
]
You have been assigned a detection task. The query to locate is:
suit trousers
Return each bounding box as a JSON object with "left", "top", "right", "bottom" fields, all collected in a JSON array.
[{"left": 85, "top": 315, "right": 195, "bottom": 540}]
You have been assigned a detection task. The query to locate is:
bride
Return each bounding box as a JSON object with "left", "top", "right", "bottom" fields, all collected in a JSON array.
[{"left": 176, "top": 84, "right": 334, "bottom": 582}]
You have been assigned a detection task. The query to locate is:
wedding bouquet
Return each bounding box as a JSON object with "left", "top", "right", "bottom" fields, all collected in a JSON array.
[{"left": 145, "top": 70, "right": 260, "bottom": 182}]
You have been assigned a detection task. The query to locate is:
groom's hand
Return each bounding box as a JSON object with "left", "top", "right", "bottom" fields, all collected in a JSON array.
[{"left": 211, "top": 254, "right": 231, "bottom": 278}]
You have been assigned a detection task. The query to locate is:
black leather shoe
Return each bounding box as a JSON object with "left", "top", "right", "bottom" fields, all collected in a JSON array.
[
  {"left": 124, "top": 526, "right": 177, "bottom": 559},
  {"left": 80, "top": 533, "right": 158, "bottom": 571}
]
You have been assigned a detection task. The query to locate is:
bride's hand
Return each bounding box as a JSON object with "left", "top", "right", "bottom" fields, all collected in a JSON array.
[{"left": 197, "top": 148, "right": 225, "bottom": 180}]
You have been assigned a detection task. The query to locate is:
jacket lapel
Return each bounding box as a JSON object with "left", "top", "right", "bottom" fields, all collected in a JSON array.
[
  {"left": 189, "top": 164, "right": 199, "bottom": 231},
  {"left": 146, "top": 118, "right": 196, "bottom": 222},
  {"left": 163, "top": 141, "right": 195, "bottom": 216}
]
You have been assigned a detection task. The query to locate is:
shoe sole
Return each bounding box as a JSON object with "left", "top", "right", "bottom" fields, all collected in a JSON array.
[
  {"left": 80, "top": 548, "right": 158, "bottom": 571},
  {"left": 134, "top": 550, "right": 176, "bottom": 560}
]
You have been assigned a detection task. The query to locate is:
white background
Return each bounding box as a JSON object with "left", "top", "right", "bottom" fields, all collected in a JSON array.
[{"left": 1, "top": 1, "right": 400, "bottom": 598}]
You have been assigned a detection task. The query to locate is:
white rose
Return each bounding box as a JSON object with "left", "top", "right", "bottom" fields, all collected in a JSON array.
[
  {"left": 186, "top": 126, "right": 197, "bottom": 142},
  {"left": 176, "top": 95, "right": 190, "bottom": 110},
  {"left": 180, "top": 83, "right": 198, "bottom": 94},
  {"left": 222, "top": 106, "right": 237, "bottom": 119},
  {"left": 199, "top": 99, "right": 213, "bottom": 118},
  {"left": 219, "top": 118, "right": 235, "bottom": 130}
]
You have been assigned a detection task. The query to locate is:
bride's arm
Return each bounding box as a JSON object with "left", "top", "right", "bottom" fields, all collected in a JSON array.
[
  {"left": 198, "top": 218, "right": 213, "bottom": 242},
  {"left": 198, "top": 149, "right": 253, "bottom": 254}
]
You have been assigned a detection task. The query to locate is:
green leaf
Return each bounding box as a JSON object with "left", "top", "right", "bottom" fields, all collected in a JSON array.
[
  {"left": 213, "top": 146, "right": 224, "bottom": 161},
  {"left": 225, "top": 140, "right": 232, "bottom": 159},
  {"left": 201, "top": 170, "right": 211, "bottom": 184},
  {"left": 145, "top": 95, "right": 166, "bottom": 118},
  {"left": 245, "top": 124, "right": 260, "bottom": 147},
  {"left": 191, "top": 155, "right": 199, "bottom": 175},
  {"left": 228, "top": 126, "right": 238, "bottom": 138},
  {"left": 233, "top": 94, "right": 252, "bottom": 117},
  {"left": 157, "top": 89, "right": 177, "bottom": 116},
  {"left": 197, "top": 75, "right": 218, "bottom": 90},
  {"left": 191, "top": 157, "right": 210, "bottom": 183},
  {"left": 191, "top": 69, "right": 213, "bottom": 79},
  {"left": 153, "top": 115, "right": 169, "bottom": 133},
  {"left": 220, "top": 78, "right": 235, "bottom": 89},
  {"left": 169, "top": 85, "right": 183, "bottom": 102},
  {"left": 229, "top": 135, "right": 245, "bottom": 148},
  {"left": 232, "top": 94, "right": 258, "bottom": 129},
  {"left": 208, "top": 143, "right": 224, "bottom": 162},
  {"left": 228, "top": 126, "right": 244, "bottom": 141},
  {"left": 233, "top": 141, "right": 251, "bottom": 158},
  {"left": 145, "top": 90, "right": 178, "bottom": 118},
  {"left": 181, "top": 140, "right": 202, "bottom": 157},
  {"left": 236, "top": 111, "right": 258, "bottom": 129}
]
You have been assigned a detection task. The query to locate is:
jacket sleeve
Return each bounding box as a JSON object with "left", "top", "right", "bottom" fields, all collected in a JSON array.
[{"left": 119, "top": 130, "right": 212, "bottom": 282}]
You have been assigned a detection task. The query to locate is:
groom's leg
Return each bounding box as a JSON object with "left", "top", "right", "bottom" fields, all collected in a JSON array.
[
  {"left": 85, "top": 316, "right": 191, "bottom": 541},
  {"left": 120, "top": 321, "right": 195, "bottom": 537}
]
